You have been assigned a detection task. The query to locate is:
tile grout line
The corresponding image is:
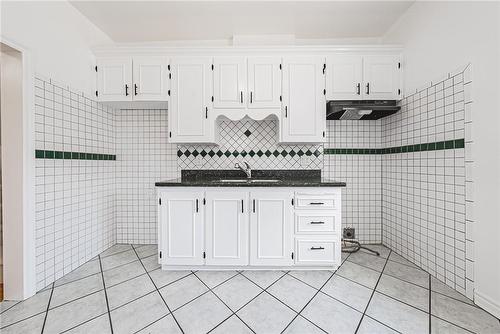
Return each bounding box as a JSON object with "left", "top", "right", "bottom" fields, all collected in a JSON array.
[
  {"left": 130, "top": 245, "right": 185, "bottom": 334},
  {"left": 354, "top": 249, "right": 392, "bottom": 334},
  {"left": 40, "top": 282, "right": 55, "bottom": 334},
  {"left": 429, "top": 274, "right": 432, "bottom": 334},
  {"left": 98, "top": 254, "right": 115, "bottom": 334}
]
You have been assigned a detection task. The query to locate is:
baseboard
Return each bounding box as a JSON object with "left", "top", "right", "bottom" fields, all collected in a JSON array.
[{"left": 475, "top": 289, "right": 500, "bottom": 319}]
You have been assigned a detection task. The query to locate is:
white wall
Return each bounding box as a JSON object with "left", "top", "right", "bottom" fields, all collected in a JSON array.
[
  {"left": 0, "top": 1, "right": 112, "bottom": 95},
  {"left": 383, "top": 1, "right": 500, "bottom": 317}
]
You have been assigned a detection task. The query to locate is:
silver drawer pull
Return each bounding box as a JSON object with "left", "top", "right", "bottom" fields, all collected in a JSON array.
[
  {"left": 310, "top": 246, "right": 325, "bottom": 250},
  {"left": 309, "top": 202, "right": 324, "bottom": 205},
  {"left": 310, "top": 221, "right": 325, "bottom": 224}
]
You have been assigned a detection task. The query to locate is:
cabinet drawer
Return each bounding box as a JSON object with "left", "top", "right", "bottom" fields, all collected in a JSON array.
[
  {"left": 295, "top": 213, "right": 338, "bottom": 234},
  {"left": 295, "top": 237, "right": 340, "bottom": 266},
  {"left": 295, "top": 193, "right": 339, "bottom": 210}
]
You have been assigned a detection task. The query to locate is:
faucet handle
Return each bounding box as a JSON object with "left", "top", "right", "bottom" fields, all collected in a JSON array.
[
  {"left": 243, "top": 161, "right": 250, "bottom": 169},
  {"left": 234, "top": 162, "right": 240, "bottom": 169}
]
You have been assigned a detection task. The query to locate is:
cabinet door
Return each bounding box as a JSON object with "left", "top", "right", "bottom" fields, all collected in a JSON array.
[
  {"left": 213, "top": 57, "right": 246, "bottom": 109},
  {"left": 169, "top": 57, "right": 213, "bottom": 143},
  {"left": 159, "top": 191, "right": 204, "bottom": 266},
  {"left": 96, "top": 58, "right": 132, "bottom": 101},
  {"left": 363, "top": 55, "right": 400, "bottom": 100},
  {"left": 250, "top": 191, "right": 293, "bottom": 266},
  {"left": 247, "top": 57, "right": 282, "bottom": 109},
  {"left": 326, "top": 55, "right": 363, "bottom": 100},
  {"left": 205, "top": 190, "right": 249, "bottom": 266},
  {"left": 132, "top": 57, "right": 169, "bottom": 101},
  {"left": 281, "top": 56, "right": 326, "bottom": 143}
]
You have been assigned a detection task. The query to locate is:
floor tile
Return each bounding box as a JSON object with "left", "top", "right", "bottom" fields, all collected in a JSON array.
[
  {"left": 237, "top": 292, "right": 296, "bottom": 333},
  {"left": 366, "top": 292, "right": 428, "bottom": 334},
  {"left": 103, "top": 260, "right": 146, "bottom": 287},
  {"left": 302, "top": 292, "right": 362, "bottom": 333},
  {"left": 431, "top": 316, "right": 473, "bottom": 334},
  {"left": 195, "top": 271, "right": 238, "bottom": 288},
  {"left": 54, "top": 259, "right": 101, "bottom": 287},
  {"left": 0, "top": 300, "right": 19, "bottom": 314},
  {"left": 65, "top": 314, "right": 111, "bottom": 334},
  {"left": 0, "top": 288, "right": 51, "bottom": 327},
  {"left": 347, "top": 252, "right": 387, "bottom": 272},
  {"left": 101, "top": 250, "right": 138, "bottom": 271},
  {"left": 213, "top": 274, "right": 262, "bottom": 311},
  {"left": 288, "top": 270, "right": 332, "bottom": 289},
  {"left": 136, "top": 314, "right": 181, "bottom": 334},
  {"left": 149, "top": 269, "right": 191, "bottom": 289},
  {"left": 431, "top": 276, "right": 473, "bottom": 305},
  {"left": 110, "top": 292, "right": 169, "bottom": 334},
  {"left": 267, "top": 275, "right": 316, "bottom": 312},
  {"left": 141, "top": 254, "right": 161, "bottom": 272},
  {"left": 383, "top": 260, "right": 429, "bottom": 288},
  {"left": 211, "top": 314, "right": 253, "bottom": 334},
  {"left": 376, "top": 274, "right": 429, "bottom": 311},
  {"left": 431, "top": 292, "right": 500, "bottom": 333},
  {"left": 321, "top": 275, "right": 372, "bottom": 312},
  {"left": 44, "top": 291, "right": 108, "bottom": 334},
  {"left": 241, "top": 270, "right": 286, "bottom": 289},
  {"left": 283, "top": 315, "right": 324, "bottom": 334},
  {"left": 100, "top": 244, "right": 133, "bottom": 258},
  {"left": 50, "top": 273, "right": 103, "bottom": 308},
  {"left": 357, "top": 316, "right": 398, "bottom": 334},
  {"left": 174, "top": 292, "right": 232, "bottom": 333},
  {"left": 106, "top": 274, "right": 155, "bottom": 310},
  {"left": 159, "top": 274, "right": 208, "bottom": 310},
  {"left": 0, "top": 312, "right": 45, "bottom": 334},
  {"left": 388, "top": 252, "right": 419, "bottom": 268},
  {"left": 336, "top": 261, "right": 380, "bottom": 289},
  {"left": 134, "top": 245, "right": 158, "bottom": 259}
]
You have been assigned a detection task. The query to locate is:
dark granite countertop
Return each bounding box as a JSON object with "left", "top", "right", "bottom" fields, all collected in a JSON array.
[{"left": 155, "top": 170, "right": 346, "bottom": 187}]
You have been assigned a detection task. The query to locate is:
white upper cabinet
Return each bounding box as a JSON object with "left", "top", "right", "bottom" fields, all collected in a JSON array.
[
  {"left": 96, "top": 58, "right": 133, "bottom": 101},
  {"left": 159, "top": 190, "right": 204, "bottom": 266},
  {"left": 281, "top": 56, "right": 326, "bottom": 143},
  {"left": 363, "top": 55, "right": 401, "bottom": 100},
  {"left": 205, "top": 190, "right": 249, "bottom": 266},
  {"left": 326, "top": 55, "right": 363, "bottom": 100},
  {"left": 247, "top": 57, "right": 282, "bottom": 109},
  {"left": 169, "top": 57, "right": 213, "bottom": 143},
  {"left": 132, "top": 56, "right": 169, "bottom": 101},
  {"left": 249, "top": 191, "right": 293, "bottom": 266},
  {"left": 213, "top": 57, "right": 246, "bottom": 109}
]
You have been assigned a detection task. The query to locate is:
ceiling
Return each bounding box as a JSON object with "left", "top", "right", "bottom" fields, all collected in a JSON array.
[{"left": 70, "top": 1, "right": 414, "bottom": 43}]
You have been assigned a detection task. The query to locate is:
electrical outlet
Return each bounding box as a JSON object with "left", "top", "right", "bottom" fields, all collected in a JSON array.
[{"left": 343, "top": 227, "right": 355, "bottom": 240}]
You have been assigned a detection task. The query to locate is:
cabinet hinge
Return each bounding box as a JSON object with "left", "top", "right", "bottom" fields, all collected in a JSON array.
[
  {"left": 159, "top": 198, "right": 161, "bottom": 205},
  {"left": 398, "top": 62, "right": 401, "bottom": 69},
  {"left": 323, "top": 89, "right": 326, "bottom": 95},
  {"left": 279, "top": 95, "right": 282, "bottom": 102},
  {"left": 203, "top": 198, "right": 206, "bottom": 205},
  {"left": 211, "top": 64, "right": 214, "bottom": 71},
  {"left": 398, "top": 89, "right": 401, "bottom": 95},
  {"left": 203, "top": 251, "right": 206, "bottom": 259},
  {"left": 279, "top": 64, "right": 282, "bottom": 70},
  {"left": 291, "top": 198, "right": 294, "bottom": 206},
  {"left": 159, "top": 251, "right": 162, "bottom": 258},
  {"left": 323, "top": 63, "right": 326, "bottom": 74},
  {"left": 211, "top": 96, "right": 214, "bottom": 102},
  {"left": 168, "top": 90, "right": 170, "bottom": 96},
  {"left": 323, "top": 131, "right": 325, "bottom": 138},
  {"left": 291, "top": 252, "right": 294, "bottom": 260},
  {"left": 169, "top": 131, "right": 172, "bottom": 138},
  {"left": 169, "top": 73, "right": 171, "bottom": 80},
  {"left": 95, "top": 90, "right": 98, "bottom": 97},
  {"left": 168, "top": 64, "right": 170, "bottom": 71},
  {"left": 94, "top": 65, "right": 97, "bottom": 72}
]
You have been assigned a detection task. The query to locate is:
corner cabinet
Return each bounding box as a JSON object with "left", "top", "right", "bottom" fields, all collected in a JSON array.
[
  {"left": 281, "top": 56, "right": 326, "bottom": 143},
  {"left": 157, "top": 187, "right": 342, "bottom": 270},
  {"left": 168, "top": 57, "right": 214, "bottom": 143}
]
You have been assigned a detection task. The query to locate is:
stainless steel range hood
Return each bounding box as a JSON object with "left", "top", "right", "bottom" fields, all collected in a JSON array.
[{"left": 326, "top": 100, "right": 400, "bottom": 120}]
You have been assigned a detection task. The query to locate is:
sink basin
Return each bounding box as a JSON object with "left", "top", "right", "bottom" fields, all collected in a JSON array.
[{"left": 215, "top": 179, "right": 281, "bottom": 183}]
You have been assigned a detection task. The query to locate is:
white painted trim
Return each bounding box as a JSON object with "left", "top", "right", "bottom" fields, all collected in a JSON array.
[
  {"left": 162, "top": 265, "right": 339, "bottom": 271},
  {"left": 0, "top": 35, "right": 37, "bottom": 300},
  {"left": 474, "top": 289, "right": 500, "bottom": 319}
]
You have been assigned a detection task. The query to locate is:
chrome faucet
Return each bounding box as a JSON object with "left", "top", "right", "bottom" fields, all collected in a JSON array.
[{"left": 235, "top": 161, "right": 252, "bottom": 179}]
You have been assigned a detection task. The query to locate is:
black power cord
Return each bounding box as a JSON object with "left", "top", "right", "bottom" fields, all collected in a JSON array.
[{"left": 341, "top": 239, "right": 380, "bottom": 256}]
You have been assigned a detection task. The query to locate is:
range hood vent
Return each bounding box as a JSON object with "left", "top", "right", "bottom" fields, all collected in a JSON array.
[{"left": 327, "top": 100, "right": 400, "bottom": 120}]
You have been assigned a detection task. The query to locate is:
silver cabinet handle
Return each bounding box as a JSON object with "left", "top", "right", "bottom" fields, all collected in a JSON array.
[
  {"left": 310, "top": 221, "right": 325, "bottom": 225},
  {"left": 240, "top": 91, "right": 243, "bottom": 103},
  {"left": 366, "top": 83, "right": 370, "bottom": 95},
  {"left": 310, "top": 246, "right": 325, "bottom": 250},
  {"left": 309, "top": 202, "right": 324, "bottom": 205}
]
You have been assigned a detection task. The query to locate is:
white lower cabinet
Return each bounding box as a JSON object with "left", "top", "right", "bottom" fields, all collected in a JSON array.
[{"left": 157, "top": 187, "right": 341, "bottom": 269}]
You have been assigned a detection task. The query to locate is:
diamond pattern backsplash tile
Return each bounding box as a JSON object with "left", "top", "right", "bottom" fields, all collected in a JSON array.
[{"left": 178, "top": 118, "right": 323, "bottom": 170}]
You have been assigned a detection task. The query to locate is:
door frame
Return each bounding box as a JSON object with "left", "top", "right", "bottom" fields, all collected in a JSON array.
[{"left": 0, "top": 35, "right": 37, "bottom": 300}]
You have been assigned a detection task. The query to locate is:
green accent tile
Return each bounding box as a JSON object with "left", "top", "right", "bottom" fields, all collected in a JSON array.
[
  {"left": 72, "top": 152, "right": 79, "bottom": 159},
  {"left": 184, "top": 150, "right": 191, "bottom": 157},
  {"left": 305, "top": 150, "right": 312, "bottom": 156},
  {"left": 64, "top": 152, "right": 71, "bottom": 159},
  {"left": 224, "top": 150, "right": 231, "bottom": 157},
  {"left": 436, "top": 141, "right": 445, "bottom": 150},
  {"left": 257, "top": 150, "right": 263, "bottom": 157},
  {"left": 45, "top": 150, "right": 54, "bottom": 159},
  {"left": 55, "top": 151, "right": 63, "bottom": 159},
  {"left": 240, "top": 151, "right": 247, "bottom": 157},
  {"left": 264, "top": 150, "right": 271, "bottom": 157},
  {"left": 248, "top": 150, "right": 255, "bottom": 157},
  {"left": 98, "top": 154, "right": 104, "bottom": 160},
  {"left": 280, "top": 150, "right": 287, "bottom": 157},
  {"left": 402, "top": 146, "right": 408, "bottom": 153},
  {"left": 273, "top": 150, "right": 280, "bottom": 157},
  {"left": 192, "top": 150, "right": 199, "bottom": 157},
  {"left": 428, "top": 142, "right": 436, "bottom": 150},
  {"left": 352, "top": 149, "right": 358, "bottom": 154},
  {"left": 86, "top": 153, "right": 92, "bottom": 160},
  {"left": 289, "top": 150, "right": 297, "bottom": 157},
  {"left": 200, "top": 150, "right": 207, "bottom": 157},
  {"left": 313, "top": 150, "right": 321, "bottom": 157},
  {"left": 35, "top": 150, "right": 45, "bottom": 158},
  {"left": 413, "top": 144, "right": 420, "bottom": 152},
  {"left": 232, "top": 151, "right": 239, "bottom": 157},
  {"left": 455, "top": 139, "right": 465, "bottom": 149},
  {"left": 340, "top": 149, "right": 346, "bottom": 154},
  {"left": 445, "top": 140, "right": 454, "bottom": 149},
  {"left": 177, "top": 150, "right": 183, "bottom": 157},
  {"left": 421, "top": 143, "right": 428, "bottom": 151},
  {"left": 93, "top": 154, "right": 98, "bottom": 160},
  {"left": 208, "top": 150, "right": 215, "bottom": 157},
  {"left": 297, "top": 150, "right": 304, "bottom": 157}
]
